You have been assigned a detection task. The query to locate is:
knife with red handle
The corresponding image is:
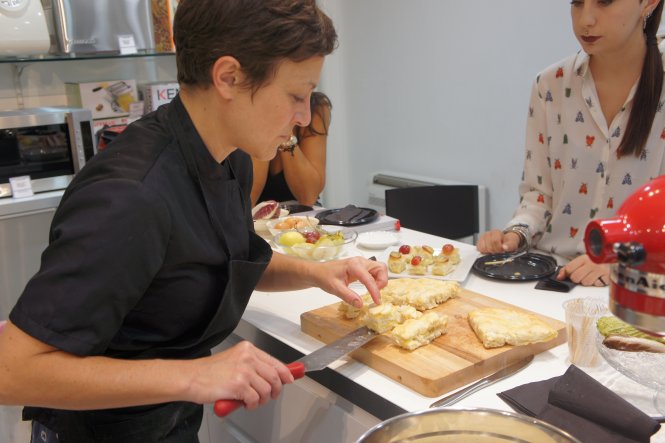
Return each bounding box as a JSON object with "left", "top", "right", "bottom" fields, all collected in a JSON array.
[
  {"left": 213, "top": 326, "right": 376, "bottom": 417},
  {"left": 213, "top": 361, "right": 305, "bottom": 417}
]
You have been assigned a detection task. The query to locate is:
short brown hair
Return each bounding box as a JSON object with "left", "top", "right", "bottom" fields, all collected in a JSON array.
[{"left": 173, "top": 0, "right": 338, "bottom": 91}]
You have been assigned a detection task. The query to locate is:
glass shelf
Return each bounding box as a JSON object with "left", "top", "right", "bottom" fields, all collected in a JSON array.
[{"left": 0, "top": 50, "right": 175, "bottom": 64}]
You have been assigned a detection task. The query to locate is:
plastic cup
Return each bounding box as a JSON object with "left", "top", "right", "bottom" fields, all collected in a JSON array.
[{"left": 562, "top": 297, "right": 609, "bottom": 367}]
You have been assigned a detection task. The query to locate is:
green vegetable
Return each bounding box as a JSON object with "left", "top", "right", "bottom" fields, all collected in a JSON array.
[{"left": 596, "top": 316, "right": 665, "bottom": 344}]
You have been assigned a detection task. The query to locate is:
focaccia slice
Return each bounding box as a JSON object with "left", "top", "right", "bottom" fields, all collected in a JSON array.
[
  {"left": 363, "top": 302, "right": 422, "bottom": 333},
  {"left": 391, "top": 312, "right": 448, "bottom": 350},
  {"left": 338, "top": 293, "right": 374, "bottom": 319},
  {"left": 388, "top": 251, "right": 406, "bottom": 273},
  {"left": 383, "top": 278, "right": 460, "bottom": 310},
  {"left": 468, "top": 308, "right": 557, "bottom": 348},
  {"left": 431, "top": 256, "right": 455, "bottom": 276}
]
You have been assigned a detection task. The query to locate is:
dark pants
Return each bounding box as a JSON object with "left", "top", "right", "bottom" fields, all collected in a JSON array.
[{"left": 31, "top": 421, "right": 60, "bottom": 443}]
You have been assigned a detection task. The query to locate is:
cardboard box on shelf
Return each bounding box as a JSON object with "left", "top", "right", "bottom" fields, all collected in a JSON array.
[
  {"left": 151, "top": 0, "right": 175, "bottom": 52},
  {"left": 143, "top": 82, "right": 180, "bottom": 112},
  {"left": 66, "top": 80, "right": 139, "bottom": 120},
  {"left": 92, "top": 117, "right": 131, "bottom": 137}
]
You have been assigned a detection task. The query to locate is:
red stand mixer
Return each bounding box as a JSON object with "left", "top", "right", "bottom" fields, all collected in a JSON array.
[{"left": 585, "top": 175, "right": 665, "bottom": 336}]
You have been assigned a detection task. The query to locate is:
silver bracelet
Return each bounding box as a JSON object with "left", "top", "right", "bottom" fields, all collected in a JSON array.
[{"left": 502, "top": 224, "right": 530, "bottom": 250}]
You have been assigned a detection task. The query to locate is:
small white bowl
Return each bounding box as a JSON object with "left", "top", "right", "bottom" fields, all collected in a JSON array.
[
  {"left": 253, "top": 209, "right": 289, "bottom": 233},
  {"left": 356, "top": 231, "right": 399, "bottom": 249},
  {"left": 266, "top": 216, "right": 319, "bottom": 236}
]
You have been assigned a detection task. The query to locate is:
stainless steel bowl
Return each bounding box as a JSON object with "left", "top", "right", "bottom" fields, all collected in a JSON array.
[{"left": 356, "top": 408, "right": 581, "bottom": 443}]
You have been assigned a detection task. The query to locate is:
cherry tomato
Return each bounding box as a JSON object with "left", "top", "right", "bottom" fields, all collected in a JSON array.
[
  {"left": 399, "top": 245, "right": 411, "bottom": 254},
  {"left": 411, "top": 255, "right": 422, "bottom": 266},
  {"left": 394, "top": 220, "right": 401, "bottom": 231},
  {"left": 442, "top": 244, "right": 455, "bottom": 255}
]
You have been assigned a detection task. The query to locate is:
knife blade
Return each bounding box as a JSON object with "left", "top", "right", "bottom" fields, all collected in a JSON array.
[
  {"left": 214, "top": 326, "right": 377, "bottom": 417},
  {"left": 429, "top": 355, "right": 534, "bottom": 408}
]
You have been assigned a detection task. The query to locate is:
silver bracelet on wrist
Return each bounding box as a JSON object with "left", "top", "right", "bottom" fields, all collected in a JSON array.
[{"left": 503, "top": 224, "right": 530, "bottom": 250}]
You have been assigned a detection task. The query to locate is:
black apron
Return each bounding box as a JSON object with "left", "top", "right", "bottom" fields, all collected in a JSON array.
[{"left": 30, "top": 102, "right": 273, "bottom": 443}]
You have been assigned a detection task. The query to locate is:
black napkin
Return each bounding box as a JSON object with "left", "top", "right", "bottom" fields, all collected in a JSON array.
[
  {"left": 324, "top": 205, "right": 373, "bottom": 224},
  {"left": 498, "top": 365, "right": 660, "bottom": 443}
]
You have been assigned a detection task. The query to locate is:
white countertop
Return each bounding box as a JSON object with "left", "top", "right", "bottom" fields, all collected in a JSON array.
[
  {"left": 0, "top": 190, "right": 64, "bottom": 217},
  {"left": 240, "top": 228, "right": 665, "bottom": 441}
]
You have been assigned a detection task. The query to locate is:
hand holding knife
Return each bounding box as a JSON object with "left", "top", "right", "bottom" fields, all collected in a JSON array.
[
  {"left": 214, "top": 361, "right": 306, "bottom": 417},
  {"left": 214, "top": 325, "right": 377, "bottom": 417}
]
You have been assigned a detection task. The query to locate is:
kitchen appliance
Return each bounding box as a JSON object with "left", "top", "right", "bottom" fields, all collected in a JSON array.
[
  {"left": 0, "top": 107, "right": 96, "bottom": 198},
  {"left": 356, "top": 408, "right": 581, "bottom": 443},
  {"left": 0, "top": 0, "right": 50, "bottom": 55},
  {"left": 585, "top": 175, "right": 665, "bottom": 335},
  {"left": 51, "top": 0, "right": 155, "bottom": 54}
]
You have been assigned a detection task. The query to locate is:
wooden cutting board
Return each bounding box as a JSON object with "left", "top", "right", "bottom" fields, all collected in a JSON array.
[{"left": 300, "top": 288, "right": 566, "bottom": 397}]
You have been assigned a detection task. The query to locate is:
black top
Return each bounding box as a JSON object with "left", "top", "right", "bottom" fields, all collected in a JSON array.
[
  {"left": 257, "top": 170, "right": 296, "bottom": 203},
  {"left": 9, "top": 96, "right": 273, "bottom": 441}
]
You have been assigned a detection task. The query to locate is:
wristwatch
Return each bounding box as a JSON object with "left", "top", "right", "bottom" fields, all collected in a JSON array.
[{"left": 503, "top": 223, "right": 530, "bottom": 249}]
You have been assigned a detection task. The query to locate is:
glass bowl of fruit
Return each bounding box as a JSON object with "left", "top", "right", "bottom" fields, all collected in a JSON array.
[{"left": 273, "top": 227, "right": 358, "bottom": 262}]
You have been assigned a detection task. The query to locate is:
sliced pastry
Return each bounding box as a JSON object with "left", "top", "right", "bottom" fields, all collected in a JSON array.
[
  {"left": 468, "top": 307, "right": 557, "bottom": 348},
  {"left": 381, "top": 278, "right": 460, "bottom": 310},
  {"left": 388, "top": 251, "right": 406, "bottom": 274},
  {"left": 431, "top": 255, "right": 455, "bottom": 276},
  {"left": 391, "top": 312, "right": 448, "bottom": 350},
  {"left": 338, "top": 293, "right": 374, "bottom": 319},
  {"left": 363, "top": 302, "right": 422, "bottom": 333}
]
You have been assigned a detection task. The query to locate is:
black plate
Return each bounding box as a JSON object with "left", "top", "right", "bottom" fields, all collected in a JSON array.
[
  {"left": 315, "top": 206, "right": 379, "bottom": 226},
  {"left": 472, "top": 252, "right": 557, "bottom": 281}
]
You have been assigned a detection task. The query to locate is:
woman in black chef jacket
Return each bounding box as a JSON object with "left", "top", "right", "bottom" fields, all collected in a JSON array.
[{"left": 0, "top": 1, "right": 387, "bottom": 442}]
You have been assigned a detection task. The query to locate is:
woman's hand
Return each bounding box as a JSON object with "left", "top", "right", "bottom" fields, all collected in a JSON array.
[
  {"left": 477, "top": 229, "right": 521, "bottom": 254},
  {"left": 557, "top": 254, "right": 610, "bottom": 287},
  {"left": 188, "top": 341, "right": 294, "bottom": 409},
  {"left": 311, "top": 256, "right": 388, "bottom": 307}
]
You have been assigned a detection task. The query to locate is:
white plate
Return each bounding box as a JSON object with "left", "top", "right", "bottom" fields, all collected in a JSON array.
[
  {"left": 377, "top": 239, "right": 480, "bottom": 282},
  {"left": 253, "top": 209, "right": 289, "bottom": 233},
  {"left": 597, "top": 330, "right": 665, "bottom": 392},
  {"left": 356, "top": 231, "right": 400, "bottom": 249}
]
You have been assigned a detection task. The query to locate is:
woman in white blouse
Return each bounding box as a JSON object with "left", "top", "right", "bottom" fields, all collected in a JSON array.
[{"left": 477, "top": 0, "right": 664, "bottom": 286}]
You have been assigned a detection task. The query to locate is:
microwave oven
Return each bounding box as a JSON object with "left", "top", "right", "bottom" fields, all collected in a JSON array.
[{"left": 0, "top": 107, "right": 96, "bottom": 198}]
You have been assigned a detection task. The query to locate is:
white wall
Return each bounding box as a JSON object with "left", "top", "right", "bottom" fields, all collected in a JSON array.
[
  {"left": 319, "top": 0, "right": 578, "bottom": 229},
  {"left": 0, "top": 1, "right": 581, "bottom": 230}
]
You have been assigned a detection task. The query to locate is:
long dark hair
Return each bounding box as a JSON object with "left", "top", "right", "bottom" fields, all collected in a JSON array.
[{"left": 618, "top": 1, "right": 664, "bottom": 158}]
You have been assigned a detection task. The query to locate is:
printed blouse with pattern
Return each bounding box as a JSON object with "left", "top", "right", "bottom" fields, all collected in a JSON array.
[{"left": 507, "top": 42, "right": 665, "bottom": 261}]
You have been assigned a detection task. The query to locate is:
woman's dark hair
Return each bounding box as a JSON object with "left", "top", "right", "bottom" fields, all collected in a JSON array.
[
  {"left": 619, "top": 1, "right": 664, "bottom": 158},
  {"left": 173, "top": 0, "right": 337, "bottom": 92},
  {"left": 295, "top": 91, "right": 333, "bottom": 140}
]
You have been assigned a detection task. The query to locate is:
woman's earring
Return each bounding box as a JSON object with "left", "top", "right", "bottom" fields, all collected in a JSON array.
[{"left": 644, "top": 11, "right": 652, "bottom": 30}]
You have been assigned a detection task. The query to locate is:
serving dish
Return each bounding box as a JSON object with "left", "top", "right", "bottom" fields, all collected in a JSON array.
[
  {"left": 472, "top": 252, "right": 557, "bottom": 281},
  {"left": 273, "top": 228, "right": 357, "bottom": 262},
  {"left": 253, "top": 209, "right": 289, "bottom": 233},
  {"left": 377, "top": 240, "right": 480, "bottom": 282},
  {"left": 356, "top": 408, "right": 581, "bottom": 443},
  {"left": 597, "top": 331, "right": 665, "bottom": 393},
  {"left": 266, "top": 216, "right": 319, "bottom": 236},
  {"left": 316, "top": 206, "right": 379, "bottom": 226}
]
